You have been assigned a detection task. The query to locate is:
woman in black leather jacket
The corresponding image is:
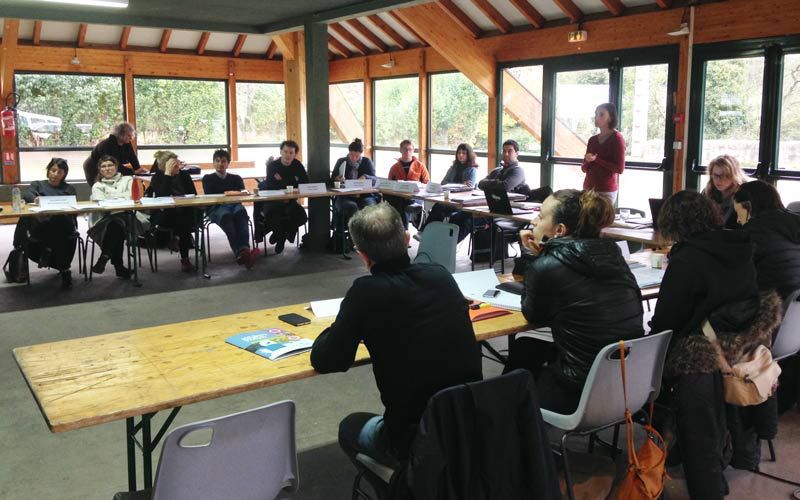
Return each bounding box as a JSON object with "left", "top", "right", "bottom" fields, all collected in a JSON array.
[{"left": 504, "top": 189, "right": 644, "bottom": 413}]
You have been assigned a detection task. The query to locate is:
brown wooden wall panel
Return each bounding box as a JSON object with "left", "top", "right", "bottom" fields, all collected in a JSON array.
[{"left": 693, "top": 0, "right": 800, "bottom": 44}]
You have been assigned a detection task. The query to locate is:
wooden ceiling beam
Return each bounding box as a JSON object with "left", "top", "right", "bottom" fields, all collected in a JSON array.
[
  {"left": 437, "top": 0, "right": 482, "bottom": 38},
  {"left": 77, "top": 23, "right": 87, "bottom": 48},
  {"left": 508, "top": 0, "right": 545, "bottom": 28},
  {"left": 367, "top": 14, "right": 408, "bottom": 49},
  {"left": 32, "top": 21, "right": 42, "bottom": 45},
  {"left": 232, "top": 34, "right": 246, "bottom": 57},
  {"left": 328, "top": 34, "right": 352, "bottom": 58},
  {"left": 552, "top": 0, "right": 584, "bottom": 23},
  {"left": 470, "top": 0, "right": 513, "bottom": 33},
  {"left": 273, "top": 32, "right": 298, "bottom": 60},
  {"left": 601, "top": 0, "right": 625, "bottom": 16},
  {"left": 159, "top": 29, "right": 171, "bottom": 53},
  {"left": 119, "top": 26, "right": 130, "bottom": 50},
  {"left": 196, "top": 31, "right": 210, "bottom": 54},
  {"left": 387, "top": 11, "right": 428, "bottom": 45},
  {"left": 265, "top": 40, "right": 278, "bottom": 59},
  {"left": 655, "top": 0, "right": 673, "bottom": 8},
  {"left": 330, "top": 23, "right": 369, "bottom": 55},
  {"left": 345, "top": 19, "right": 388, "bottom": 53},
  {"left": 395, "top": 4, "right": 495, "bottom": 96}
]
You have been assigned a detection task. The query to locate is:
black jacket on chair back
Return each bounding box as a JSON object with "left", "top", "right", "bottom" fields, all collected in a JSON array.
[
  {"left": 742, "top": 209, "right": 800, "bottom": 300},
  {"left": 521, "top": 237, "right": 644, "bottom": 391}
]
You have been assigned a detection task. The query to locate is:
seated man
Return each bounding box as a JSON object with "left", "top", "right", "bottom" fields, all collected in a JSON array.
[
  {"left": 202, "top": 149, "right": 259, "bottom": 268},
  {"left": 331, "top": 138, "right": 379, "bottom": 235},
  {"left": 385, "top": 139, "right": 430, "bottom": 229},
  {"left": 311, "top": 202, "right": 482, "bottom": 475}
]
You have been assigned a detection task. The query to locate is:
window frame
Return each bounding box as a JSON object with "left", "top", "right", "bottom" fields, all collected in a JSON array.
[
  {"left": 236, "top": 79, "right": 286, "bottom": 153},
  {"left": 329, "top": 78, "right": 366, "bottom": 150},
  {"left": 371, "top": 74, "right": 421, "bottom": 155}
]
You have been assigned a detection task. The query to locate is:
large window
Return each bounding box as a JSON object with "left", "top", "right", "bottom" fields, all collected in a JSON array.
[
  {"left": 135, "top": 77, "right": 227, "bottom": 163},
  {"left": 330, "top": 81, "right": 364, "bottom": 144},
  {"left": 779, "top": 53, "right": 800, "bottom": 171},
  {"left": 502, "top": 66, "right": 544, "bottom": 157},
  {"left": 236, "top": 81, "right": 284, "bottom": 167},
  {"left": 15, "top": 73, "right": 124, "bottom": 181},
  {"left": 554, "top": 69, "right": 608, "bottom": 159},
  {"left": 620, "top": 64, "right": 669, "bottom": 164},
  {"left": 374, "top": 77, "right": 419, "bottom": 148},
  {"left": 430, "top": 72, "right": 488, "bottom": 180}
]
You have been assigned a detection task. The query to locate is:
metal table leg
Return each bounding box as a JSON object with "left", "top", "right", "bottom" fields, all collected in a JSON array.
[
  {"left": 125, "top": 407, "right": 181, "bottom": 492},
  {"left": 127, "top": 211, "right": 142, "bottom": 287}
]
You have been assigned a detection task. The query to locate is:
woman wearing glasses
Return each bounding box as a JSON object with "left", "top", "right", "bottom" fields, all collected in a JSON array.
[{"left": 703, "top": 154, "right": 749, "bottom": 229}]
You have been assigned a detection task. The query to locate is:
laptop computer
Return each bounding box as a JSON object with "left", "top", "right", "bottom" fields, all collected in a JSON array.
[
  {"left": 649, "top": 198, "right": 665, "bottom": 230},
  {"left": 483, "top": 186, "right": 536, "bottom": 215}
]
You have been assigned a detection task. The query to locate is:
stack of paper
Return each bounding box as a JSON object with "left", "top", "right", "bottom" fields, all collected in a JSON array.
[{"left": 452, "top": 270, "right": 521, "bottom": 311}]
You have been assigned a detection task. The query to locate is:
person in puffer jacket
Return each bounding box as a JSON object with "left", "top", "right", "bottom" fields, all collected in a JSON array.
[{"left": 504, "top": 189, "right": 644, "bottom": 414}]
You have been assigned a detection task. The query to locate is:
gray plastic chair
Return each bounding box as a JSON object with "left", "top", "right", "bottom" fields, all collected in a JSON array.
[
  {"left": 114, "top": 400, "right": 299, "bottom": 500},
  {"left": 413, "top": 222, "right": 459, "bottom": 273},
  {"left": 787, "top": 201, "right": 800, "bottom": 215},
  {"left": 765, "top": 289, "right": 800, "bottom": 461},
  {"left": 542, "top": 330, "right": 673, "bottom": 500}
]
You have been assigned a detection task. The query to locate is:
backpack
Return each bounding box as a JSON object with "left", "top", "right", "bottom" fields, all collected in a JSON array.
[{"left": 4, "top": 248, "right": 28, "bottom": 283}]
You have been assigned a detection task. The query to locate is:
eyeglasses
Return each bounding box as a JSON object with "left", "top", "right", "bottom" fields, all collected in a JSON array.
[{"left": 711, "top": 173, "right": 729, "bottom": 180}]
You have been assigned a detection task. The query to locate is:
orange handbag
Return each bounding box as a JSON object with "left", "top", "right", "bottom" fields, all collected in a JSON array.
[{"left": 616, "top": 340, "right": 668, "bottom": 500}]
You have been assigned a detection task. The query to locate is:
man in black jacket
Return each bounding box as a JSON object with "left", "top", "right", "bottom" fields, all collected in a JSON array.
[
  {"left": 311, "top": 202, "right": 482, "bottom": 471},
  {"left": 477, "top": 139, "right": 527, "bottom": 195},
  {"left": 83, "top": 122, "right": 146, "bottom": 185}
]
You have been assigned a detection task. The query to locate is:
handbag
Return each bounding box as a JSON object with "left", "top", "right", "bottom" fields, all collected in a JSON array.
[
  {"left": 616, "top": 340, "right": 667, "bottom": 500},
  {"left": 701, "top": 320, "right": 781, "bottom": 406},
  {"left": 3, "top": 248, "right": 28, "bottom": 284}
]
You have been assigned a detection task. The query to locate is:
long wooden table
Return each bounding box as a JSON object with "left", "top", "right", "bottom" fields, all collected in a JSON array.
[{"left": 13, "top": 301, "right": 529, "bottom": 491}]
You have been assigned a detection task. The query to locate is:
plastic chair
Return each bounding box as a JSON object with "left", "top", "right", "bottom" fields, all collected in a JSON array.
[
  {"left": 113, "top": 400, "right": 299, "bottom": 500},
  {"left": 542, "top": 330, "right": 673, "bottom": 500},
  {"left": 765, "top": 289, "right": 800, "bottom": 461},
  {"left": 203, "top": 217, "right": 256, "bottom": 263},
  {"left": 787, "top": 201, "right": 800, "bottom": 215},
  {"left": 413, "top": 222, "right": 459, "bottom": 273}
]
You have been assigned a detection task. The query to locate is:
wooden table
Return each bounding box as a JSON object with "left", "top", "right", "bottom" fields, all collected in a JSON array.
[{"left": 13, "top": 301, "right": 528, "bottom": 491}]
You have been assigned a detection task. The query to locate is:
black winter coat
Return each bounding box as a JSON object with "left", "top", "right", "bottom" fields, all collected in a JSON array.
[
  {"left": 145, "top": 170, "right": 197, "bottom": 197},
  {"left": 521, "top": 237, "right": 643, "bottom": 390},
  {"left": 404, "top": 370, "right": 561, "bottom": 500},
  {"left": 743, "top": 209, "right": 800, "bottom": 300}
]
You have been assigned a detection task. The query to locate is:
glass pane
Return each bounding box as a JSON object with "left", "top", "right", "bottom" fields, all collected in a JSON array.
[
  {"left": 617, "top": 170, "right": 664, "bottom": 217},
  {"left": 236, "top": 82, "right": 285, "bottom": 144},
  {"left": 554, "top": 69, "right": 609, "bottom": 158},
  {"left": 551, "top": 164, "right": 585, "bottom": 191},
  {"left": 135, "top": 78, "right": 227, "bottom": 145},
  {"left": 701, "top": 57, "right": 764, "bottom": 168},
  {"left": 19, "top": 150, "right": 91, "bottom": 182},
  {"left": 374, "top": 77, "right": 419, "bottom": 147},
  {"left": 14, "top": 74, "right": 124, "bottom": 148},
  {"left": 137, "top": 148, "right": 222, "bottom": 165},
  {"left": 428, "top": 153, "right": 488, "bottom": 183},
  {"left": 777, "top": 179, "right": 800, "bottom": 205},
  {"left": 501, "top": 66, "right": 543, "bottom": 156},
  {"left": 238, "top": 146, "right": 280, "bottom": 171},
  {"left": 330, "top": 82, "right": 365, "bottom": 144},
  {"left": 620, "top": 64, "right": 669, "bottom": 164},
  {"left": 519, "top": 161, "right": 541, "bottom": 188},
  {"left": 430, "top": 73, "right": 488, "bottom": 151},
  {"left": 329, "top": 145, "right": 350, "bottom": 169},
  {"left": 778, "top": 53, "right": 800, "bottom": 170}
]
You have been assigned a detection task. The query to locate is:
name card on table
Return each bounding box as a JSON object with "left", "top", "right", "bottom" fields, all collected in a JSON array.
[
  {"left": 344, "top": 179, "right": 372, "bottom": 189},
  {"left": 298, "top": 183, "right": 327, "bottom": 195},
  {"left": 257, "top": 190, "right": 286, "bottom": 198},
  {"left": 425, "top": 182, "right": 443, "bottom": 194},
  {"left": 140, "top": 197, "right": 175, "bottom": 206},
  {"left": 395, "top": 181, "right": 420, "bottom": 194},
  {"left": 376, "top": 179, "right": 399, "bottom": 191},
  {"left": 39, "top": 196, "right": 78, "bottom": 210}
]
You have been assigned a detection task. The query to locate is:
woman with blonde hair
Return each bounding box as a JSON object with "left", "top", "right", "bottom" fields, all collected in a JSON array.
[
  {"left": 505, "top": 189, "right": 644, "bottom": 413},
  {"left": 703, "top": 154, "right": 749, "bottom": 229},
  {"left": 145, "top": 150, "right": 197, "bottom": 272}
]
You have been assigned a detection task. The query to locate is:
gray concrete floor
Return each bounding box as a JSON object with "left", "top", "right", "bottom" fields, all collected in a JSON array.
[{"left": 1, "top": 221, "right": 799, "bottom": 499}]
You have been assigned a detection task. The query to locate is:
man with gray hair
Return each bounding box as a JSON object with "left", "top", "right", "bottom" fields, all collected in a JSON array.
[
  {"left": 83, "top": 122, "right": 147, "bottom": 185},
  {"left": 311, "top": 202, "right": 481, "bottom": 478}
]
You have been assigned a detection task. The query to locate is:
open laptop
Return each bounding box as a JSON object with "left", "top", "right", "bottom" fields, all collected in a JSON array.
[
  {"left": 483, "top": 186, "right": 536, "bottom": 215},
  {"left": 649, "top": 198, "right": 665, "bottom": 230}
]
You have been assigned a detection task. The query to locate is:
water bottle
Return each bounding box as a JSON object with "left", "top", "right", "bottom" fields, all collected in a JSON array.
[{"left": 11, "top": 185, "right": 22, "bottom": 211}]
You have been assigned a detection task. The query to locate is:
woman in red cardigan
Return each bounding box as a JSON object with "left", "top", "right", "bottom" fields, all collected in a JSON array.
[{"left": 581, "top": 103, "right": 626, "bottom": 205}]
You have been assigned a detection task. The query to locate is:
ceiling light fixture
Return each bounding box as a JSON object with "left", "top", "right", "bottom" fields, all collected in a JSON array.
[
  {"left": 38, "top": 0, "right": 128, "bottom": 8},
  {"left": 70, "top": 48, "right": 80, "bottom": 65},
  {"left": 668, "top": 4, "right": 692, "bottom": 37},
  {"left": 380, "top": 57, "right": 395, "bottom": 69}
]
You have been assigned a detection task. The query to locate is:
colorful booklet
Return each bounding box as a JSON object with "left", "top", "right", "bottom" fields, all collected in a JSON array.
[{"left": 226, "top": 328, "right": 313, "bottom": 361}]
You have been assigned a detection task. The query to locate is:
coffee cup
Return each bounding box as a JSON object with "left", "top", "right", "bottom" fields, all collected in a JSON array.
[{"left": 286, "top": 186, "right": 295, "bottom": 194}]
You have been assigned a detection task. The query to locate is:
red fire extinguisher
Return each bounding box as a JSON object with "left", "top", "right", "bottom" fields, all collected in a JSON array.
[{"left": 1, "top": 107, "right": 15, "bottom": 139}]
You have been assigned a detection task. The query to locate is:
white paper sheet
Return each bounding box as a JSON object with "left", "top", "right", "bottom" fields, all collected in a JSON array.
[
  {"left": 310, "top": 298, "right": 344, "bottom": 318},
  {"left": 451, "top": 269, "right": 521, "bottom": 311},
  {"left": 330, "top": 187, "right": 364, "bottom": 193},
  {"left": 627, "top": 262, "right": 665, "bottom": 288},
  {"left": 98, "top": 199, "right": 136, "bottom": 208},
  {"left": 140, "top": 197, "right": 175, "bottom": 206},
  {"left": 257, "top": 190, "right": 286, "bottom": 198}
]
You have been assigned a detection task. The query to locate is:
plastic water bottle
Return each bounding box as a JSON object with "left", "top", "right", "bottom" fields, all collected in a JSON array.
[{"left": 11, "top": 185, "right": 22, "bottom": 211}]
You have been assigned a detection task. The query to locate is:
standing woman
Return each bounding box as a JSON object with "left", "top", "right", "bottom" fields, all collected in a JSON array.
[
  {"left": 15, "top": 158, "right": 79, "bottom": 289},
  {"left": 703, "top": 154, "right": 749, "bottom": 229},
  {"left": 581, "top": 103, "right": 625, "bottom": 204},
  {"left": 418, "top": 143, "right": 478, "bottom": 242},
  {"left": 88, "top": 155, "right": 148, "bottom": 279},
  {"left": 145, "top": 150, "right": 198, "bottom": 272}
]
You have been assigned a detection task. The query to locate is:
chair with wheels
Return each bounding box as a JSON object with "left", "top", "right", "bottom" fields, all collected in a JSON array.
[
  {"left": 541, "top": 330, "right": 673, "bottom": 500},
  {"left": 113, "top": 400, "right": 299, "bottom": 500}
]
